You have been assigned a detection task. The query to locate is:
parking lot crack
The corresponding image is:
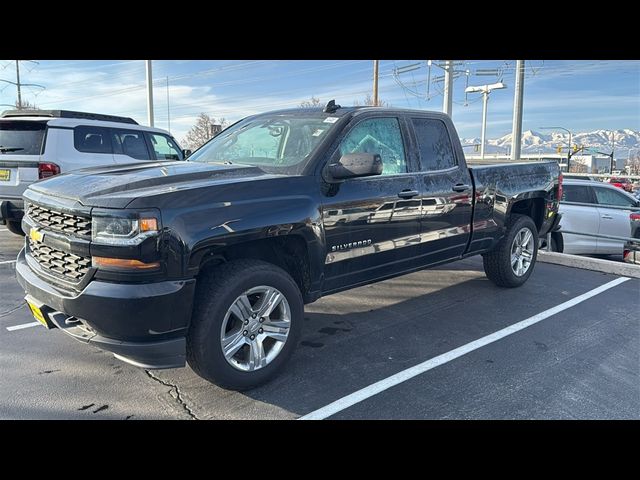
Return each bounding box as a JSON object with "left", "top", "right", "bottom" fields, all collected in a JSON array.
[
  {"left": 145, "top": 370, "right": 199, "bottom": 420},
  {"left": 0, "top": 303, "right": 24, "bottom": 319}
]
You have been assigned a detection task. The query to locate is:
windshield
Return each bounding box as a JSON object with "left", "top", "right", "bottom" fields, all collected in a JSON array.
[
  {"left": 188, "top": 113, "right": 340, "bottom": 174},
  {"left": 0, "top": 121, "right": 47, "bottom": 155}
]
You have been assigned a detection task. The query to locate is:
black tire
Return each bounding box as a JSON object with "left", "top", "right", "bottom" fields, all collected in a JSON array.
[
  {"left": 482, "top": 214, "right": 538, "bottom": 288},
  {"left": 187, "top": 259, "right": 303, "bottom": 390},
  {"left": 5, "top": 220, "right": 25, "bottom": 236}
]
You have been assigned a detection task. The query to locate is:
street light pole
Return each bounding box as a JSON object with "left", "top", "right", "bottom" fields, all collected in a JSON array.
[
  {"left": 540, "top": 126, "right": 572, "bottom": 171},
  {"left": 466, "top": 82, "right": 507, "bottom": 161},
  {"left": 480, "top": 90, "right": 489, "bottom": 159},
  {"left": 145, "top": 60, "right": 154, "bottom": 127}
]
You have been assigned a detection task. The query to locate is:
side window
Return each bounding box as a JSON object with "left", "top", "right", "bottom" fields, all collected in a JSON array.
[
  {"left": 112, "top": 129, "right": 150, "bottom": 160},
  {"left": 411, "top": 118, "right": 456, "bottom": 171},
  {"left": 339, "top": 117, "right": 407, "bottom": 175},
  {"left": 562, "top": 184, "right": 594, "bottom": 204},
  {"left": 594, "top": 187, "right": 636, "bottom": 207},
  {"left": 74, "top": 126, "right": 112, "bottom": 154},
  {"left": 148, "top": 133, "right": 183, "bottom": 161}
]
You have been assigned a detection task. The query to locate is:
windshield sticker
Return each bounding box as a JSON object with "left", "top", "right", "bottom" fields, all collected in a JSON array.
[
  {"left": 312, "top": 129, "right": 325, "bottom": 137},
  {"left": 323, "top": 117, "right": 339, "bottom": 124}
]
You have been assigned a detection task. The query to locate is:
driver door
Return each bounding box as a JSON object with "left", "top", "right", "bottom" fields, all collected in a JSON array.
[{"left": 321, "top": 116, "right": 422, "bottom": 293}]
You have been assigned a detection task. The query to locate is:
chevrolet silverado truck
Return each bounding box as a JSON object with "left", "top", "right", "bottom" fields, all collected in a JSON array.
[{"left": 16, "top": 103, "right": 562, "bottom": 390}]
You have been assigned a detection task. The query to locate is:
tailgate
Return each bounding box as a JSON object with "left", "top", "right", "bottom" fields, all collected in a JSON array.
[{"left": 0, "top": 159, "right": 39, "bottom": 199}]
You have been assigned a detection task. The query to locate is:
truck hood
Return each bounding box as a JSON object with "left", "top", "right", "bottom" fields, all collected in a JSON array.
[{"left": 27, "top": 161, "right": 279, "bottom": 209}]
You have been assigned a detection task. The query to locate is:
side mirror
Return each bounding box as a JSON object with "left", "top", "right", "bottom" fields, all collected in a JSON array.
[
  {"left": 329, "top": 153, "right": 383, "bottom": 180},
  {"left": 182, "top": 149, "right": 192, "bottom": 159}
]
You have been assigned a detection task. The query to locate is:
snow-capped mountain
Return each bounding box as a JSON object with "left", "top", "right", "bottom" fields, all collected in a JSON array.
[{"left": 461, "top": 129, "right": 640, "bottom": 157}]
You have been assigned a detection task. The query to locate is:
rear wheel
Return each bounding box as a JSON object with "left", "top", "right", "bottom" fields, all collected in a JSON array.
[
  {"left": 5, "top": 220, "right": 24, "bottom": 236},
  {"left": 187, "top": 259, "right": 303, "bottom": 390},
  {"left": 483, "top": 214, "right": 538, "bottom": 288}
]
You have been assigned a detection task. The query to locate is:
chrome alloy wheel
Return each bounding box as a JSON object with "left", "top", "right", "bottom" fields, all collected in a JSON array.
[
  {"left": 220, "top": 286, "right": 291, "bottom": 372},
  {"left": 511, "top": 227, "right": 534, "bottom": 277}
]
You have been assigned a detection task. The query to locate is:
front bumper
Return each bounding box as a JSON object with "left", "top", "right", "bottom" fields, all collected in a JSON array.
[
  {"left": 0, "top": 199, "right": 24, "bottom": 223},
  {"left": 16, "top": 248, "right": 196, "bottom": 369}
]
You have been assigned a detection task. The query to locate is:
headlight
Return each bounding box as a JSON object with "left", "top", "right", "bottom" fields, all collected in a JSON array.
[{"left": 92, "top": 213, "right": 159, "bottom": 246}]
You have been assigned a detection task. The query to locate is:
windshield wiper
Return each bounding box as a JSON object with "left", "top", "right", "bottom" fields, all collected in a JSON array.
[{"left": 0, "top": 146, "right": 24, "bottom": 153}]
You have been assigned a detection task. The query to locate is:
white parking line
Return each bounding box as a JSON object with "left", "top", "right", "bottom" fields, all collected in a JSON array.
[
  {"left": 6, "top": 321, "right": 42, "bottom": 331},
  {"left": 299, "top": 276, "right": 631, "bottom": 420},
  {"left": 0, "top": 260, "right": 16, "bottom": 265}
]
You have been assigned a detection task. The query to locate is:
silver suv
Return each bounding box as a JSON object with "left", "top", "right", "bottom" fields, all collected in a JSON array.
[{"left": 0, "top": 110, "right": 186, "bottom": 235}]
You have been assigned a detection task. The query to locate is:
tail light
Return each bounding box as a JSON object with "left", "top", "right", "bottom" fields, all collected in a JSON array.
[
  {"left": 630, "top": 213, "right": 640, "bottom": 221},
  {"left": 38, "top": 162, "right": 60, "bottom": 179},
  {"left": 557, "top": 173, "right": 563, "bottom": 201}
]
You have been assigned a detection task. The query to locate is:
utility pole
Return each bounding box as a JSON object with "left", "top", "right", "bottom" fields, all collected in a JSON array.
[
  {"left": 373, "top": 60, "right": 379, "bottom": 106},
  {"left": 0, "top": 60, "right": 44, "bottom": 110},
  {"left": 166, "top": 76, "right": 170, "bottom": 133},
  {"left": 442, "top": 60, "right": 453, "bottom": 116},
  {"left": 465, "top": 82, "right": 507, "bottom": 160},
  {"left": 145, "top": 60, "right": 154, "bottom": 127},
  {"left": 510, "top": 60, "right": 525, "bottom": 161},
  {"left": 15, "top": 60, "right": 22, "bottom": 109}
]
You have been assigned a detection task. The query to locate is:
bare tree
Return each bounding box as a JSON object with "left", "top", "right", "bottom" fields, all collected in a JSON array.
[
  {"left": 182, "top": 113, "right": 229, "bottom": 151},
  {"left": 15, "top": 99, "right": 39, "bottom": 110},
  {"left": 299, "top": 96, "right": 321, "bottom": 108},
  {"left": 354, "top": 93, "right": 390, "bottom": 107}
]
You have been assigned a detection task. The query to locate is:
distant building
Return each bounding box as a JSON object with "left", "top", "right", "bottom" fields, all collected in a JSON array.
[
  {"left": 570, "top": 155, "right": 621, "bottom": 173},
  {"left": 465, "top": 152, "right": 624, "bottom": 173}
]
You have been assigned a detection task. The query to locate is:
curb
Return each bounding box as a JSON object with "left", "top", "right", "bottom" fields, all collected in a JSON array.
[{"left": 538, "top": 251, "right": 640, "bottom": 279}]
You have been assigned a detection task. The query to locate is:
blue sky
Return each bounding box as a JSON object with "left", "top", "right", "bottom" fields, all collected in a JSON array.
[{"left": 0, "top": 60, "right": 638, "bottom": 142}]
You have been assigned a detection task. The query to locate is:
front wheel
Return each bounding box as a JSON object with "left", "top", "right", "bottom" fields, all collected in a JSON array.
[
  {"left": 187, "top": 259, "right": 303, "bottom": 390},
  {"left": 483, "top": 214, "right": 538, "bottom": 288}
]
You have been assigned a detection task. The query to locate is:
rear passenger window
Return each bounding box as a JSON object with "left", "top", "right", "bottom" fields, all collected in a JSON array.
[
  {"left": 562, "top": 184, "right": 593, "bottom": 204},
  {"left": 411, "top": 118, "right": 456, "bottom": 171},
  {"left": 74, "top": 126, "right": 112, "bottom": 154},
  {"left": 112, "top": 130, "right": 150, "bottom": 160}
]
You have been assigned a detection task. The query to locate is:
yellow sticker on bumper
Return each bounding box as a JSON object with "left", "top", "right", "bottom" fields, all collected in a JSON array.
[{"left": 27, "top": 301, "right": 46, "bottom": 326}]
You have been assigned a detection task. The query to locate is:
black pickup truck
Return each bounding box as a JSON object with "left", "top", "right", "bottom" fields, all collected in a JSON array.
[{"left": 16, "top": 104, "right": 562, "bottom": 390}]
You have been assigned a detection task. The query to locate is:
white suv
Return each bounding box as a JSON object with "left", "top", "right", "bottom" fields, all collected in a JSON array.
[{"left": 0, "top": 109, "right": 187, "bottom": 235}]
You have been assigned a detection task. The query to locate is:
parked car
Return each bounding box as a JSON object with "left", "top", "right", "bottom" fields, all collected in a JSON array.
[
  {"left": 542, "top": 179, "right": 640, "bottom": 255},
  {"left": 0, "top": 109, "right": 187, "bottom": 236},
  {"left": 608, "top": 177, "right": 634, "bottom": 193},
  {"left": 623, "top": 212, "right": 640, "bottom": 265},
  {"left": 16, "top": 104, "right": 562, "bottom": 390},
  {"left": 563, "top": 174, "right": 597, "bottom": 181}
]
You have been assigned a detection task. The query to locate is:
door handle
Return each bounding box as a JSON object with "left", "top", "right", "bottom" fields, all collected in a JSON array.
[
  {"left": 452, "top": 184, "right": 471, "bottom": 192},
  {"left": 398, "top": 189, "right": 419, "bottom": 199},
  {"left": 601, "top": 215, "right": 613, "bottom": 219}
]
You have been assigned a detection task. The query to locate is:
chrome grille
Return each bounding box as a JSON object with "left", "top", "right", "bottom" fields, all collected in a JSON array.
[
  {"left": 28, "top": 238, "right": 91, "bottom": 281},
  {"left": 26, "top": 203, "right": 91, "bottom": 238}
]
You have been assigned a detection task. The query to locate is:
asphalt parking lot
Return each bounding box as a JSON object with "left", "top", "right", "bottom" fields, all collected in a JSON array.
[{"left": 1, "top": 226, "right": 638, "bottom": 420}]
